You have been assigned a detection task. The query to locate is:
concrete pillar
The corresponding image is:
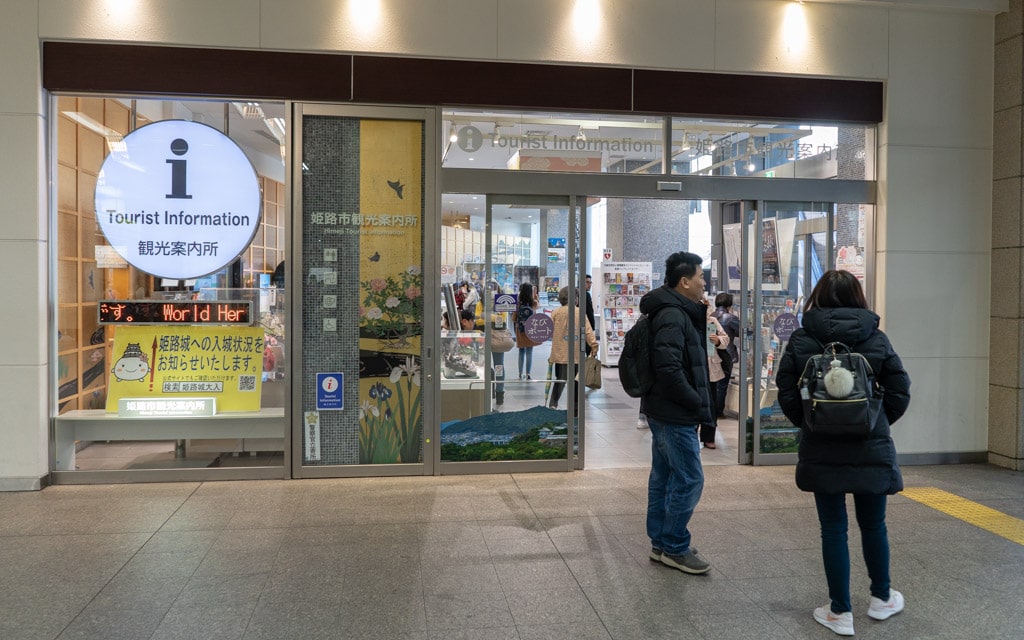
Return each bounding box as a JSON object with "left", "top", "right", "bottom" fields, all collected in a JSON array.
[{"left": 991, "top": 1, "right": 1024, "bottom": 470}]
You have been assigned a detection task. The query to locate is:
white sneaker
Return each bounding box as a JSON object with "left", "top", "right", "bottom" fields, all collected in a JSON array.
[
  {"left": 636, "top": 417, "right": 648, "bottom": 430},
  {"left": 867, "top": 589, "right": 904, "bottom": 620},
  {"left": 813, "top": 605, "right": 854, "bottom": 636}
]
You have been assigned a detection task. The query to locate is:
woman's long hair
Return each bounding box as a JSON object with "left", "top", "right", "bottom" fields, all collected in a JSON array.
[
  {"left": 804, "top": 269, "right": 869, "bottom": 311},
  {"left": 518, "top": 282, "right": 535, "bottom": 306}
]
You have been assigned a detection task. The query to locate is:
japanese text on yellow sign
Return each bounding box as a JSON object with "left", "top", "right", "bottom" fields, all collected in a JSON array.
[{"left": 106, "top": 325, "right": 264, "bottom": 413}]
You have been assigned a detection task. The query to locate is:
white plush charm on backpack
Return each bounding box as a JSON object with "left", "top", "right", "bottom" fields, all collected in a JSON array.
[{"left": 823, "top": 358, "right": 855, "bottom": 398}]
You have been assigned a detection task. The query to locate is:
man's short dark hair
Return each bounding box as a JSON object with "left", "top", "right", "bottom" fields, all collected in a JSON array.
[
  {"left": 459, "top": 309, "right": 475, "bottom": 323},
  {"left": 664, "top": 251, "right": 702, "bottom": 287},
  {"left": 714, "top": 292, "right": 733, "bottom": 308}
]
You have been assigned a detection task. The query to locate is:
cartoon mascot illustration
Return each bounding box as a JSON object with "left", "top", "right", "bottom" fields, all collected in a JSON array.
[{"left": 111, "top": 342, "right": 150, "bottom": 382}]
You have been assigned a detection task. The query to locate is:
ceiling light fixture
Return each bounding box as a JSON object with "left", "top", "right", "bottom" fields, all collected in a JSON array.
[{"left": 232, "top": 102, "right": 264, "bottom": 120}]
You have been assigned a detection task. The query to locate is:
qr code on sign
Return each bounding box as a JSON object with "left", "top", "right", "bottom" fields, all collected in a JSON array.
[{"left": 238, "top": 376, "right": 257, "bottom": 391}]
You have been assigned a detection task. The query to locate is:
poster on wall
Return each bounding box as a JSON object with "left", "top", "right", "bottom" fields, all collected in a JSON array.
[
  {"left": 543, "top": 276, "right": 560, "bottom": 295},
  {"left": 547, "top": 237, "right": 566, "bottom": 262},
  {"left": 354, "top": 119, "right": 425, "bottom": 465},
  {"left": 514, "top": 266, "right": 539, "bottom": 289},
  {"left": 761, "top": 219, "right": 783, "bottom": 291},
  {"left": 105, "top": 325, "right": 265, "bottom": 413},
  {"left": 723, "top": 223, "right": 742, "bottom": 290}
]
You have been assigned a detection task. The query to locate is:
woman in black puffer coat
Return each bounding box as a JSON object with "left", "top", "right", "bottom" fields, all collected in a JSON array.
[{"left": 775, "top": 270, "right": 911, "bottom": 637}]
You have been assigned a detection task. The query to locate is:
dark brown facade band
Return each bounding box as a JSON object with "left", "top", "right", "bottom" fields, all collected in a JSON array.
[{"left": 43, "top": 42, "right": 882, "bottom": 123}]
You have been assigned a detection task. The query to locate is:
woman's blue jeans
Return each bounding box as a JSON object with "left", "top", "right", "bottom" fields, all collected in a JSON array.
[
  {"left": 517, "top": 347, "right": 533, "bottom": 377},
  {"left": 814, "top": 492, "right": 891, "bottom": 613},
  {"left": 646, "top": 418, "right": 704, "bottom": 556}
]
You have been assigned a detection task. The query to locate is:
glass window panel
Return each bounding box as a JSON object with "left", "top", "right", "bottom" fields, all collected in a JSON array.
[
  {"left": 54, "top": 95, "right": 287, "bottom": 472},
  {"left": 442, "top": 110, "right": 664, "bottom": 173},
  {"left": 671, "top": 118, "right": 875, "bottom": 180}
]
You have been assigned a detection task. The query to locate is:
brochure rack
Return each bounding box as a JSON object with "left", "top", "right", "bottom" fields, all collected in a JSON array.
[{"left": 596, "top": 261, "right": 652, "bottom": 366}]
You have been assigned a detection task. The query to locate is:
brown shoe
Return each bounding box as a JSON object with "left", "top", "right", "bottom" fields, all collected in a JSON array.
[{"left": 703, "top": 442, "right": 716, "bottom": 449}]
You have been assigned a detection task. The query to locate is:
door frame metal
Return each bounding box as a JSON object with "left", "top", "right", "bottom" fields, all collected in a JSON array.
[
  {"left": 291, "top": 102, "right": 438, "bottom": 478},
  {"left": 435, "top": 194, "right": 579, "bottom": 475}
]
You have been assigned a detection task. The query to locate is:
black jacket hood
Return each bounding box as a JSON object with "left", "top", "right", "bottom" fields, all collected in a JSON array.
[
  {"left": 640, "top": 284, "right": 704, "bottom": 324},
  {"left": 801, "top": 307, "right": 879, "bottom": 346}
]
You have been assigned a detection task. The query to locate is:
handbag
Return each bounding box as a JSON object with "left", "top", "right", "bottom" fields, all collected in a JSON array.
[
  {"left": 490, "top": 328, "right": 515, "bottom": 353},
  {"left": 584, "top": 354, "right": 602, "bottom": 389}
]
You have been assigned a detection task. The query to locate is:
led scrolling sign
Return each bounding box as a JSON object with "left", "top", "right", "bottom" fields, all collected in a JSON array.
[{"left": 99, "top": 300, "right": 252, "bottom": 325}]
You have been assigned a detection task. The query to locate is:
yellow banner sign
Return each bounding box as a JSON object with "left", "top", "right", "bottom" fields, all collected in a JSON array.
[{"left": 106, "top": 325, "right": 264, "bottom": 413}]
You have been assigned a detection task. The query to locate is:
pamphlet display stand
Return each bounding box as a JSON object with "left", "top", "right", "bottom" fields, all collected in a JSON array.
[{"left": 596, "top": 261, "right": 652, "bottom": 367}]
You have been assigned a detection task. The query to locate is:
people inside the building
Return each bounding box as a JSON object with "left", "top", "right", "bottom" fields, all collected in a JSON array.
[
  {"left": 711, "top": 292, "right": 740, "bottom": 418},
  {"left": 547, "top": 286, "right": 598, "bottom": 410},
  {"left": 488, "top": 280, "right": 510, "bottom": 406},
  {"left": 584, "top": 274, "right": 595, "bottom": 356},
  {"left": 700, "top": 301, "right": 730, "bottom": 449},
  {"left": 514, "top": 282, "right": 539, "bottom": 380}
]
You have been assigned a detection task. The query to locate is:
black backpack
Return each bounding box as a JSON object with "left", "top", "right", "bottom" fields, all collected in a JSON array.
[
  {"left": 798, "top": 340, "right": 882, "bottom": 438},
  {"left": 618, "top": 312, "right": 656, "bottom": 398}
]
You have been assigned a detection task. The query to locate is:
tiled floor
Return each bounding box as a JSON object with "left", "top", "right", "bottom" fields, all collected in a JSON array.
[
  {"left": 4, "top": 462, "right": 1024, "bottom": 638},
  {"left": 26, "top": 358, "right": 1024, "bottom": 638}
]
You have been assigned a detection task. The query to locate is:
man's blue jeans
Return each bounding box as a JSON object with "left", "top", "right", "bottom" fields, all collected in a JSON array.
[
  {"left": 646, "top": 418, "right": 704, "bottom": 556},
  {"left": 814, "top": 492, "right": 891, "bottom": 613}
]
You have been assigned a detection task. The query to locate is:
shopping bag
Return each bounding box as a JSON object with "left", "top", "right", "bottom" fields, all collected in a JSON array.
[{"left": 584, "top": 354, "right": 602, "bottom": 389}]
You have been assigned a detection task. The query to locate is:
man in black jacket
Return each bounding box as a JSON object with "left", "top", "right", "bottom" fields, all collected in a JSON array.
[{"left": 639, "top": 251, "right": 714, "bottom": 575}]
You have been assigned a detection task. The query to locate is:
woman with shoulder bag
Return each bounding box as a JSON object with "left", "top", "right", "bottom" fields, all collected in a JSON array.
[
  {"left": 547, "top": 286, "right": 598, "bottom": 411},
  {"left": 513, "top": 282, "right": 539, "bottom": 380},
  {"left": 775, "top": 270, "right": 911, "bottom": 637}
]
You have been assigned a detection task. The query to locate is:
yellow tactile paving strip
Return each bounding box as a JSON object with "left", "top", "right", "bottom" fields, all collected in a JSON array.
[{"left": 901, "top": 487, "right": 1024, "bottom": 545}]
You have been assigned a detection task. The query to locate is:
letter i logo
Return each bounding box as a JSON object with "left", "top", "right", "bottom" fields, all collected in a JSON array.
[{"left": 166, "top": 138, "right": 193, "bottom": 199}]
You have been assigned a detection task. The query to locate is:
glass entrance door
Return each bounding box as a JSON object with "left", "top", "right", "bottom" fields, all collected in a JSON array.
[
  {"left": 437, "top": 194, "right": 583, "bottom": 472},
  {"left": 730, "top": 201, "right": 851, "bottom": 464}
]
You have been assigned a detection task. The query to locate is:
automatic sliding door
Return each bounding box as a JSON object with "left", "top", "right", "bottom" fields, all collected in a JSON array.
[{"left": 744, "top": 201, "right": 833, "bottom": 465}]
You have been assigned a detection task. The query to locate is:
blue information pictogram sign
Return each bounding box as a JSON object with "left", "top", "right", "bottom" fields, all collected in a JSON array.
[{"left": 316, "top": 373, "right": 344, "bottom": 410}]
